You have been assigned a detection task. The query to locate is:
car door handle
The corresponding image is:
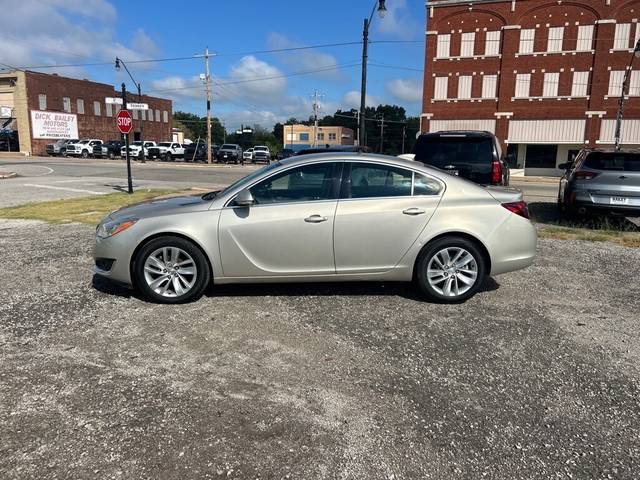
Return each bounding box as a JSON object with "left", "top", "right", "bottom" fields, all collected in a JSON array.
[
  {"left": 402, "top": 208, "right": 426, "bottom": 216},
  {"left": 304, "top": 215, "right": 328, "bottom": 223}
]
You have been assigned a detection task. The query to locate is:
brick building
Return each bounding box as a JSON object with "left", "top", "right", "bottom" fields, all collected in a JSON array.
[
  {"left": 421, "top": 0, "right": 640, "bottom": 176},
  {"left": 0, "top": 70, "right": 172, "bottom": 156}
]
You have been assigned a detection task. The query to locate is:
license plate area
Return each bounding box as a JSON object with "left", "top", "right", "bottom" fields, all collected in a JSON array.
[{"left": 610, "top": 196, "right": 629, "bottom": 205}]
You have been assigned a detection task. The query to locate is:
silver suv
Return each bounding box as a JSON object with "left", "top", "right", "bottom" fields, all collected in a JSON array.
[{"left": 558, "top": 148, "right": 640, "bottom": 216}]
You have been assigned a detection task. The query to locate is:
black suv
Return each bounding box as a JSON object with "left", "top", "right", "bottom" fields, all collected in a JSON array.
[
  {"left": 413, "top": 131, "right": 509, "bottom": 186},
  {"left": 93, "top": 140, "right": 124, "bottom": 159}
]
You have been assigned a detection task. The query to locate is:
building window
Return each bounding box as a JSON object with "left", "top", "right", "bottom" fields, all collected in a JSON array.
[
  {"left": 286, "top": 133, "right": 296, "bottom": 142},
  {"left": 77, "top": 98, "right": 84, "bottom": 114},
  {"left": 519, "top": 29, "right": 535, "bottom": 54},
  {"left": 571, "top": 71, "right": 589, "bottom": 97},
  {"left": 608, "top": 70, "right": 625, "bottom": 96},
  {"left": 155, "top": 109, "right": 160, "bottom": 122},
  {"left": 163, "top": 111, "right": 169, "bottom": 123},
  {"left": 106, "top": 102, "right": 113, "bottom": 117},
  {"left": 482, "top": 75, "right": 497, "bottom": 98},
  {"left": 317, "top": 132, "right": 325, "bottom": 141},
  {"left": 526, "top": 144, "right": 558, "bottom": 169},
  {"left": 328, "top": 132, "right": 336, "bottom": 141},
  {"left": 547, "top": 27, "right": 564, "bottom": 53},
  {"left": 434, "top": 76, "right": 448, "bottom": 100},
  {"left": 515, "top": 73, "right": 531, "bottom": 98},
  {"left": 436, "top": 34, "right": 451, "bottom": 58},
  {"left": 299, "top": 133, "right": 309, "bottom": 141},
  {"left": 93, "top": 101, "right": 101, "bottom": 116},
  {"left": 132, "top": 109, "right": 139, "bottom": 120},
  {"left": 62, "top": 97, "right": 71, "bottom": 113},
  {"left": 630, "top": 71, "right": 640, "bottom": 97},
  {"left": 460, "top": 32, "right": 475, "bottom": 57},
  {"left": 457, "top": 75, "right": 472, "bottom": 99},
  {"left": 614, "top": 23, "right": 631, "bottom": 50},
  {"left": 38, "top": 94, "right": 47, "bottom": 110},
  {"left": 543, "top": 72, "right": 560, "bottom": 97},
  {"left": 636, "top": 23, "right": 640, "bottom": 46},
  {"left": 576, "top": 25, "right": 594, "bottom": 51},
  {"left": 485, "top": 31, "right": 500, "bottom": 56},
  {"left": 114, "top": 103, "right": 121, "bottom": 114}
]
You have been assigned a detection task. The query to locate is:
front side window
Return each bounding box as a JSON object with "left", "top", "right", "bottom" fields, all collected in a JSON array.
[
  {"left": 250, "top": 163, "right": 337, "bottom": 204},
  {"left": 346, "top": 163, "right": 412, "bottom": 199}
]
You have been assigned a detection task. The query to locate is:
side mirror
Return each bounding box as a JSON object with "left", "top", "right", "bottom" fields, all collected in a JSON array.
[{"left": 235, "top": 188, "right": 255, "bottom": 206}]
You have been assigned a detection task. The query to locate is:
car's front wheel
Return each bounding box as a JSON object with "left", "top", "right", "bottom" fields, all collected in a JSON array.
[
  {"left": 133, "top": 236, "right": 210, "bottom": 303},
  {"left": 81, "top": 149, "right": 89, "bottom": 158},
  {"left": 416, "top": 236, "right": 486, "bottom": 303}
]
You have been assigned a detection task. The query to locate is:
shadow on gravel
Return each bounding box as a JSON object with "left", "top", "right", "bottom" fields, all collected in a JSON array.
[
  {"left": 530, "top": 202, "right": 640, "bottom": 232},
  {"left": 92, "top": 274, "right": 500, "bottom": 303}
]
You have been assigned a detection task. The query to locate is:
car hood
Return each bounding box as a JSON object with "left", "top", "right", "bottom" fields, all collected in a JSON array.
[{"left": 108, "top": 195, "right": 212, "bottom": 220}]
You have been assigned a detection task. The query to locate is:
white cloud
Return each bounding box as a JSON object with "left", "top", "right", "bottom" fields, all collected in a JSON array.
[
  {"left": 130, "top": 29, "right": 160, "bottom": 58},
  {"left": 375, "top": 0, "right": 421, "bottom": 40},
  {"left": 386, "top": 78, "right": 423, "bottom": 103},
  {"left": 342, "top": 90, "right": 382, "bottom": 109},
  {"left": 266, "top": 33, "right": 348, "bottom": 82}
]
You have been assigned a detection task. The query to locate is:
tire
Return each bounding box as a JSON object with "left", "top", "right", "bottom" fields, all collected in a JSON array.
[
  {"left": 164, "top": 152, "right": 172, "bottom": 162},
  {"left": 133, "top": 236, "right": 210, "bottom": 304},
  {"left": 415, "top": 236, "right": 486, "bottom": 303},
  {"left": 81, "top": 149, "right": 89, "bottom": 158},
  {"left": 108, "top": 151, "right": 115, "bottom": 159}
]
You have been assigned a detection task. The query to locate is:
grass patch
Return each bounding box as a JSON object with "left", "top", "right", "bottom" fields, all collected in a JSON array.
[
  {"left": 538, "top": 225, "right": 640, "bottom": 248},
  {"left": 0, "top": 189, "right": 177, "bottom": 225}
]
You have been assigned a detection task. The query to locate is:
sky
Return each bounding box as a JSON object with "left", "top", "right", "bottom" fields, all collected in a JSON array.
[{"left": 0, "top": 0, "right": 426, "bottom": 131}]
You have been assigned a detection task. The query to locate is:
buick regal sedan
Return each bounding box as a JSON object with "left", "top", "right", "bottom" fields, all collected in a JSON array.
[{"left": 93, "top": 153, "right": 537, "bottom": 304}]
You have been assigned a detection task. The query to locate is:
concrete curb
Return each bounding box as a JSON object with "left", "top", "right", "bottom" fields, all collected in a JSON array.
[
  {"left": 511, "top": 176, "right": 559, "bottom": 184},
  {"left": 0, "top": 171, "right": 17, "bottom": 179}
]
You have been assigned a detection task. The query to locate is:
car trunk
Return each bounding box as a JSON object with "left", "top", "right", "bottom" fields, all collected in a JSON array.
[{"left": 484, "top": 186, "right": 523, "bottom": 204}]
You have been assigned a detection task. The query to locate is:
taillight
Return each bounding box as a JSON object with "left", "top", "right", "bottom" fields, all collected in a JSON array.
[
  {"left": 491, "top": 160, "right": 502, "bottom": 184},
  {"left": 574, "top": 170, "right": 599, "bottom": 180},
  {"left": 502, "top": 201, "right": 530, "bottom": 219}
]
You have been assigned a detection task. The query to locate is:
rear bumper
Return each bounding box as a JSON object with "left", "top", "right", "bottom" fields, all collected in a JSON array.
[
  {"left": 489, "top": 214, "right": 537, "bottom": 276},
  {"left": 569, "top": 190, "right": 640, "bottom": 215}
]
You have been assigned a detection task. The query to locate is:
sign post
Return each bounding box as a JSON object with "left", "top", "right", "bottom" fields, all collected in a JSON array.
[{"left": 117, "top": 84, "right": 134, "bottom": 194}]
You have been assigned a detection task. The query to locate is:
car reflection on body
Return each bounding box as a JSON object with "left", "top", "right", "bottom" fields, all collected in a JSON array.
[{"left": 93, "top": 153, "right": 537, "bottom": 304}]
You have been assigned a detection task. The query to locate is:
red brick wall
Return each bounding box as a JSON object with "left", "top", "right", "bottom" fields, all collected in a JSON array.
[
  {"left": 422, "top": 0, "right": 640, "bottom": 146},
  {"left": 25, "top": 71, "right": 172, "bottom": 155}
]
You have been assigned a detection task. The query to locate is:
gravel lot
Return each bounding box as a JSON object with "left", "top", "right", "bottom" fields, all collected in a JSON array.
[{"left": 1, "top": 220, "right": 639, "bottom": 479}]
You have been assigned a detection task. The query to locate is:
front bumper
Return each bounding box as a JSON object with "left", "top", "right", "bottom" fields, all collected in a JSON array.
[{"left": 92, "top": 230, "right": 136, "bottom": 286}]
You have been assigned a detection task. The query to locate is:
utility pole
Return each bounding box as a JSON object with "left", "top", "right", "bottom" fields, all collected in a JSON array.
[
  {"left": 614, "top": 39, "right": 640, "bottom": 151},
  {"left": 402, "top": 124, "right": 406, "bottom": 154},
  {"left": 355, "top": 110, "right": 360, "bottom": 147},
  {"left": 222, "top": 119, "right": 226, "bottom": 143},
  {"left": 312, "top": 90, "right": 322, "bottom": 147},
  {"left": 379, "top": 114, "right": 385, "bottom": 154},
  {"left": 204, "top": 47, "right": 212, "bottom": 163}
]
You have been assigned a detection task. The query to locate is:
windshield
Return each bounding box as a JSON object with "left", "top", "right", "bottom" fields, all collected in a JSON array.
[
  {"left": 221, "top": 144, "right": 236, "bottom": 150},
  {"left": 159, "top": 142, "right": 171, "bottom": 147},
  {"left": 78, "top": 140, "right": 90, "bottom": 144},
  {"left": 131, "top": 141, "right": 142, "bottom": 146},
  {"left": 584, "top": 152, "right": 640, "bottom": 172},
  {"left": 254, "top": 147, "right": 268, "bottom": 151},
  {"left": 202, "top": 162, "right": 281, "bottom": 200},
  {"left": 414, "top": 136, "right": 494, "bottom": 166}
]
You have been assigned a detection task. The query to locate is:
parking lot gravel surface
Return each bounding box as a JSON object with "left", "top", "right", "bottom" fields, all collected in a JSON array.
[{"left": 1, "top": 220, "right": 639, "bottom": 479}]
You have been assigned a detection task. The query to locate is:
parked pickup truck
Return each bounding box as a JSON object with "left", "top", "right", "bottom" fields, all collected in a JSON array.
[
  {"left": 93, "top": 140, "right": 124, "bottom": 159},
  {"left": 66, "top": 139, "right": 103, "bottom": 158},
  {"left": 120, "top": 141, "right": 156, "bottom": 160},
  {"left": 148, "top": 142, "right": 185, "bottom": 161},
  {"left": 46, "top": 138, "right": 79, "bottom": 156}
]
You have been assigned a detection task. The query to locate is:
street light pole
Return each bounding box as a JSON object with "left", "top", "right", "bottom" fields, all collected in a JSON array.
[
  {"left": 614, "top": 39, "right": 640, "bottom": 151},
  {"left": 359, "top": 0, "right": 387, "bottom": 149},
  {"left": 115, "top": 57, "right": 145, "bottom": 163}
]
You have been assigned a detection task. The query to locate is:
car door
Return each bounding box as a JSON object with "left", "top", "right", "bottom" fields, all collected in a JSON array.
[
  {"left": 333, "top": 161, "right": 443, "bottom": 274},
  {"left": 218, "top": 161, "right": 341, "bottom": 277}
]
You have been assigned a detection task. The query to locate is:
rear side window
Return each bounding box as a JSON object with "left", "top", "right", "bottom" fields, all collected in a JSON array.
[
  {"left": 583, "top": 152, "right": 640, "bottom": 172},
  {"left": 414, "top": 136, "right": 494, "bottom": 167},
  {"left": 346, "top": 163, "right": 413, "bottom": 198},
  {"left": 414, "top": 173, "right": 442, "bottom": 195}
]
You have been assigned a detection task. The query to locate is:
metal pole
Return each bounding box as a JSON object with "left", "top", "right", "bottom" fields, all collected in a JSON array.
[
  {"left": 614, "top": 43, "right": 639, "bottom": 151},
  {"left": 360, "top": 18, "right": 369, "bottom": 149},
  {"left": 379, "top": 114, "right": 384, "bottom": 153},
  {"left": 205, "top": 47, "right": 212, "bottom": 164},
  {"left": 402, "top": 124, "right": 406, "bottom": 154},
  {"left": 138, "top": 83, "right": 145, "bottom": 163},
  {"left": 122, "top": 83, "right": 133, "bottom": 194}
]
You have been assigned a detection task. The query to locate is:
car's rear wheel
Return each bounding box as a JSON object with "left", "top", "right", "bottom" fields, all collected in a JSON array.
[
  {"left": 164, "top": 152, "right": 172, "bottom": 162},
  {"left": 416, "top": 236, "right": 486, "bottom": 303},
  {"left": 81, "top": 149, "right": 89, "bottom": 158},
  {"left": 133, "top": 236, "right": 210, "bottom": 304}
]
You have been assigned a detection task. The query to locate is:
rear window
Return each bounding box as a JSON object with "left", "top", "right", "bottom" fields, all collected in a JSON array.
[
  {"left": 221, "top": 144, "right": 236, "bottom": 149},
  {"left": 254, "top": 147, "right": 268, "bottom": 151},
  {"left": 583, "top": 152, "right": 640, "bottom": 172},
  {"left": 414, "top": 136, "right": 494, "bottom": 167}
]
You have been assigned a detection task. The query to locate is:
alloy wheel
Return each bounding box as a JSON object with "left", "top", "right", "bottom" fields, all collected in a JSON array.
[
  {"left": 143, "top": 247, "right": 198, "bottom": 298},
  {"left": 426, "top": 247, "right": 478, "bottom": 297}
]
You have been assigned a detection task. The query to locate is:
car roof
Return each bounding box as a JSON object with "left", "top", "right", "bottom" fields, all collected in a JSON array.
[{"left": 582, "top": 147, "right": 640, "bottom": 154}]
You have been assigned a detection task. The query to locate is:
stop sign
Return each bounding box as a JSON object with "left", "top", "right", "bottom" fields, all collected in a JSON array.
[{"left": 116, "top": 110, "right": 133, "bottom": 134}]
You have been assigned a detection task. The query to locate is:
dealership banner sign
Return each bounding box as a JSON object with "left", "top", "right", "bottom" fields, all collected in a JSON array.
[{"left": 30, "top": 110, "right": 79, "bottom": 139}]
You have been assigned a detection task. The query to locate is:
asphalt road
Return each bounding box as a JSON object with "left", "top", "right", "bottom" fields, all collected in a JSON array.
[
  {"left": 1, "top": 220, "right": 639, "bottom": 479},
  {"left": 0, "top": 155, "right": 559, "bottom": 208}
]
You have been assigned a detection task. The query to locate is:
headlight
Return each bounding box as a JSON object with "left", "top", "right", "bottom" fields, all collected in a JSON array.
[{"left": 96, "top": 217, "right": 138, "bottom": 239}]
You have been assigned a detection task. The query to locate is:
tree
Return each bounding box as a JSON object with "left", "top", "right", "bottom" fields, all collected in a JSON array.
[{"left": 172, "top": 111, "right": 225, "bottom": 145}]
